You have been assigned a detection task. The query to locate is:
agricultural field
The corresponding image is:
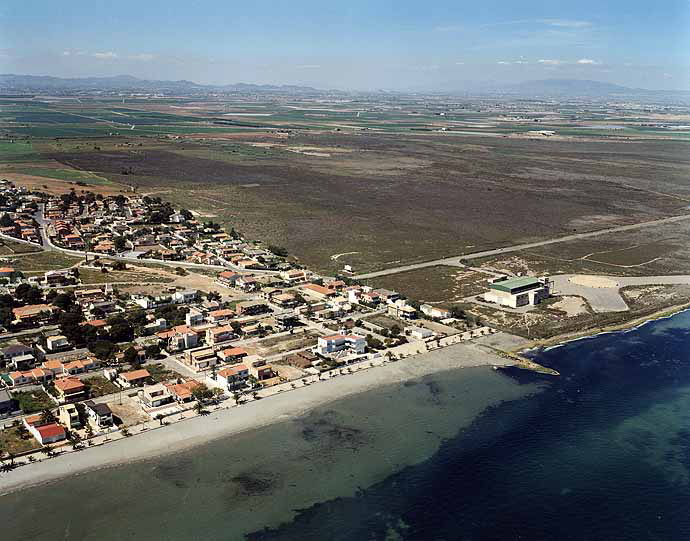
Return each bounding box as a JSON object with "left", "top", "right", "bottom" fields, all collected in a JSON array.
[{"left": 2, "top": 95, "right": 690, "bottom": 277}]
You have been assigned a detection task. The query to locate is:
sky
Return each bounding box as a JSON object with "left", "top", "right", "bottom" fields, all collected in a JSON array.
[{"left": 1, "top": 0, "right": 689, "bottom": 91}]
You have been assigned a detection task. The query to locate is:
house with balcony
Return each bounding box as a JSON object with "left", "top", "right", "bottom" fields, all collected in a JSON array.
[
  {"left": 53, "top": 377, "right": 86, "bottom": 403},
  {"left": 317, "top": 334, "right": 366, "bottom": 356},
  {"left": 141, "top": 383, "right": 174, "bottom": 408},
  {"left": 84, "top": 400, "right": 114, "bottom": 429}
]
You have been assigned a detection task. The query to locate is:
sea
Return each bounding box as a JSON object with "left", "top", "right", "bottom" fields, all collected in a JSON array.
[{"left": 3, "top": 310, "right": 690, "bottom": 540}]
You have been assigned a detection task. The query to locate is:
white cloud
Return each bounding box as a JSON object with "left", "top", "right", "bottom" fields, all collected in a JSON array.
[
  {"left": 296, "top": 64, "right": 320, "bottom": 69},
  {"left": 538, "top": 59, "right": 563, "bottom": 65},
  {"left": 497, "top": 61, "right": 511, "bottom": 65},
  {"left": 514, "top": 60, "right": 529, "bottom": 64},
  {"left": 541, "top": 19, "right": 592, "bottom": 28},
  {"left": 62, "top": 51, "right": 71, "bottom": 56},
  {"left": 92, "top": 51, "right": 118, "bottom": 59},
  {"left": 455, "top": 61, "right": 465, "bottom": 65},
  {"left": 129, "top": 53, "right": 155, "bottom": 61},
  {"left": 663, "top": 73, "right": 673, "bottom": 79},
  {"left": 577, "top": 58, "right": 601, "bottom": 65}
]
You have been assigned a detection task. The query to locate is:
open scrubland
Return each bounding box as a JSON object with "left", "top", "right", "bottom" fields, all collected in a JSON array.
[{"left": 2, "top": 95, "right": 689, "bottom": 284}]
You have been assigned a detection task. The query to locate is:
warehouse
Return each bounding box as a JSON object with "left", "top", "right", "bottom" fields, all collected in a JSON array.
[{"left": 484, "top": 276, "right": 550, "bottom": 308}]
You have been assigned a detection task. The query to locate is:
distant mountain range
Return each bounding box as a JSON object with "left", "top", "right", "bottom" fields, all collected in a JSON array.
[
  {"left": 0, "top": 74, "right": 687, "bottom": 101},
  {"left": 0, "top": 74, "right": 323, "bottom": 95}
]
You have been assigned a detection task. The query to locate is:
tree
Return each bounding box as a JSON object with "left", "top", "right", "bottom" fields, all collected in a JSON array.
[
  {"left": 390, "top": 324, "right": 401, "bottom": 337},
  {"left": 114, "top": 236, "right": 127, "bottom": 252},
  {"left": 194, "top": 401, "right": 204, "bottom": 415},
  {"left": 0, "top": 213, "right": 14, "bottom": 227},
  {"left": 145, "top": 344, "right": 161, "bottom": 359},
  {"left": 211, "top": 387, "right": 224, "bottom": 403},
  {"left": 268, "top": 245, "right": 288, "bottom": 257},
  {"left": 230, "top": 321, "right": 242, "bottom": 335},
  {"left": 123, "top": 346, "right": 139, "bottom": 366},
  {"left": 366, "top": 334, "right": 383, "bottom": 350},
  {"left": 155, "top": 414, "right": 165, "bottom": 426},
  {"left": 88, "top": 339, "right": 118, "bottom": 361},
  {"left": 15, "top": 283, "right": 42, "bottom": 304},
  {"left": 191, "top": 383, "right": 213, "bottom": 404},
  {"left": 52, "top": 292, "right": 74, "bottom": 311},
  {"left": 39, "top": 408, "right": 56, "bottom": 425},
  {"left": 106, "top": 315, "right": 134, "bottom": 342},
  {"left": 206, "top": 291, "right": 222, "bottom": 302},
  {"left": 59, "top": 311, "right": 86, "bottom": 345}
]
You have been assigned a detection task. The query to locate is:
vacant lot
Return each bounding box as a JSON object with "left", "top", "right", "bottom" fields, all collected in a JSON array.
[
  {"left": 369, "top": 265, "right": 489, "bottom": 304},
  {"left": 0, "top": 425, "right": 40, "bottom": 455},
  {"left": 12, "top": 251, "right": 81, "bottom": 274}
]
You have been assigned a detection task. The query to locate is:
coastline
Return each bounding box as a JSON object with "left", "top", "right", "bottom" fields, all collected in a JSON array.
[
  {"left": 0, "top": 341, "right": 515, "bottom": 497},
  {"left": 515, "top": 301, "right": 690, "bottom": 354}
]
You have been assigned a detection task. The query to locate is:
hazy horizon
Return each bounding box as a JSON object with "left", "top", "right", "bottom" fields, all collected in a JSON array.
[{"left": 1, "top": 1, "right": 689, "bottom": 92}]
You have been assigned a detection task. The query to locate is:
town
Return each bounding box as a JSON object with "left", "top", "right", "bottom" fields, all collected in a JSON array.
[{"left": 0, "top": 179, "right": 498, "bottom": 467}]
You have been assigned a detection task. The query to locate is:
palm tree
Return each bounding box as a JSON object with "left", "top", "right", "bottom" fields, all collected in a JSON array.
[
  {"left": 232, "top": 392, "right": 242, "bottom": 405},
  {"left": 155, "top": 414, "right": 165, "bottom": 426},
  {"left": 251, "top": 391, "right": 259, "bottom": 400},
  {"left": 40, "top": 446, "right": 53, "bottom": 458},
  {"left": 39, "top": 408, "right": 56, "bottom": 425},
  {"left": 194, "top": 401, "right": 204, "bottom": 415}
]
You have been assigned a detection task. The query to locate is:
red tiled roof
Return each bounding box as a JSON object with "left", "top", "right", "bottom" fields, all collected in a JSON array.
[
  {"left": 36, "top": 423, "right": 65, "bottom": 440},
  {"left": 121, "top": 369, "right": 150, "bottom": 381},
  {"left": 219, "top": 364, "right": 248, "bottom": 377}
]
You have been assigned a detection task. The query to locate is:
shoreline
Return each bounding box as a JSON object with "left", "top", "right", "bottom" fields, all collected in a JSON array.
[
  {"left": 0, "top": 341, "right": 514, "bottom": 497},
  {"left": 515, "top": 301, "right": 690, "bottom": 355}
]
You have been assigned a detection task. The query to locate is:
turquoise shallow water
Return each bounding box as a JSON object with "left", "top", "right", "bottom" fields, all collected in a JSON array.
[
  {"left": 0, "top": 364, "right": 537, "bottom": 540},
  {"left": 4, "top": 310, "right": 690, "bottom": 540}
]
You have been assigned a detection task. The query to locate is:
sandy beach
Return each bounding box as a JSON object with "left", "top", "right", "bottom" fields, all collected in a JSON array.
[{"left": 0, "top": 340, "right": 514, "bottom": 496}]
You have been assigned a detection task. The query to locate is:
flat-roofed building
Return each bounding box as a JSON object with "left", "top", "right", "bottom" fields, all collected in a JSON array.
[
  {"left": 184, "top": 347, "right": 218, "bottom": 372},
  {"left": 484, "top": 276, "right": 550, "bottom": 308},
  {"left": 317, "top": 334, "right": 366, "bottom": 356}
]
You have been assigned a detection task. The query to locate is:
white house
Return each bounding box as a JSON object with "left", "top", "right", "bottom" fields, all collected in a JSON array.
[
  {"left": 174, "top": 290, "right": 198, "bottom": 304},
  {"left": 317, "top": 334, "right": 366, "bottom": 356},
  {"left": 420, "top": 304, "right": 451, "bottom": 320}
]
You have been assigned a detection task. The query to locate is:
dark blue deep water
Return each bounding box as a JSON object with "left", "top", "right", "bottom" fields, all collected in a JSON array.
[{"left": 250, "top": 311, "right": 690, "bottom": 540}]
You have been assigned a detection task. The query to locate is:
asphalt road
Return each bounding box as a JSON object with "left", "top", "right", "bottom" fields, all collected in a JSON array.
[{"left": 354, "top": 213, "right": 690, "bottom": 280}]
